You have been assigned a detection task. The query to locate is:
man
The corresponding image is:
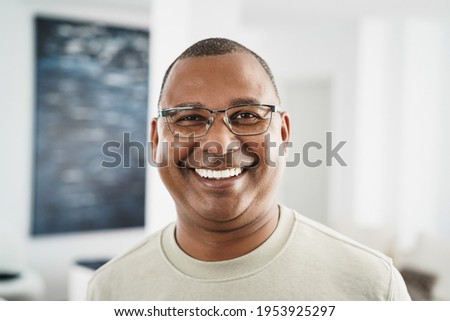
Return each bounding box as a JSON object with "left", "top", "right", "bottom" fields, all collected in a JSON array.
[{"left": 88, "top": 38, "right": 410, "bottom": 300}]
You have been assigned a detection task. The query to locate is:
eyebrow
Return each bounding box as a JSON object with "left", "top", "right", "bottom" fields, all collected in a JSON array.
[
  {"left": 170, "top": 97, "right": 262, "bottom": 109},
  {"left": 172, "top": 102, "right": 205, "bottom": 108},
  {"left": 230, "top": 97, "right": 261, "bottom": 106}
]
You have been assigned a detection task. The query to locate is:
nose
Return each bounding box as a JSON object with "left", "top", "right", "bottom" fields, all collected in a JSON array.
[{"left": 200, "top": 113, "right": 239, "bottom": 155}]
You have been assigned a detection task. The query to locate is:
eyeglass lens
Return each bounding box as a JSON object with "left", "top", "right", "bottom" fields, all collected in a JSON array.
[{"left": 165, "top": 105, "right": 273, "bottom": 137}]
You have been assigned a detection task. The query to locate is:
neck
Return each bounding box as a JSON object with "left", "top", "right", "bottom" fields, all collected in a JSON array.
[{"left": 175, "top": 204, "right": 280, "bottom": 261}]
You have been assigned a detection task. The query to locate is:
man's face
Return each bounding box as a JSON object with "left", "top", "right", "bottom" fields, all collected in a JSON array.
[{"left": 151, "top": 52, "right": 290, "bottom": 231}]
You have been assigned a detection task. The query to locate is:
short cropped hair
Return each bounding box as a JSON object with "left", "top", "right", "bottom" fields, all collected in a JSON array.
[{"left": 158, "top": 38, "right": 280, "bottom": 105}]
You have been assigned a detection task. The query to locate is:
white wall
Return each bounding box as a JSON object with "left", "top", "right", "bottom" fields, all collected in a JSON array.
[
  {"left": 0, "top": 0, "right": 149, "bottom": 300},
  {"left": 280, "top": 80, "right": 331, "bottom": 224},
  {"left": 437, "top": 22, "right": 450, "bottom": 237},
  {"left": 353, "top": 18, "right": 450, "bottom": 251}
]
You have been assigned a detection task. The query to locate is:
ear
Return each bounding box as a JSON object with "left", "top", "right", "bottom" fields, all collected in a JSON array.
[
  {"left": 279, "top": 111, "right": 291, "bottom": 144},
  {"left": 150, "top": 117, "right": 159, "bottom": 163}
]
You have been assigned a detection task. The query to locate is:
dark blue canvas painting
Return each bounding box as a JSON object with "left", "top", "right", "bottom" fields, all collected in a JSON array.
[{"left": 33, "top": 17, "right": 148, "bottom": 235}]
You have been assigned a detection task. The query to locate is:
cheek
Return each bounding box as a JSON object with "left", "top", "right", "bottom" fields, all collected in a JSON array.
[
  {"left": 155, "top": 129, "right": 198, "bottom": 166},
  {"left": 265, "top": 128, "right": 287, "bottom": 166},
  {"left": 245, "top": 134, "right": 286, "bottom": 197},
  {"left": 242, "top": 132, "right": 284, "bottom": 169}
]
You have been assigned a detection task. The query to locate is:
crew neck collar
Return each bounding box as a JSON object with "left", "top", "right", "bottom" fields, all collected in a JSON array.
[{"left": 160, "top": 204, "right": 295, "bottom": 281}]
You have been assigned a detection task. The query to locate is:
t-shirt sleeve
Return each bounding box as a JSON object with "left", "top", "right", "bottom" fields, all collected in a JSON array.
[
  {"left": 388, "top": 263, "right": 411, "bottom": 301},
  {"left": 86, "top": 271, "right": 110, "bottom": 301}
]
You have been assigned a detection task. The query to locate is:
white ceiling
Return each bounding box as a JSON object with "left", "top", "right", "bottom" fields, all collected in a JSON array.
[
  {"left": 22, "top": 0, "right": 449, "bottom": 22},
  {"left": 22, "top": 0, "right": 150, "bottom": 10},
  {"left": 243, "top": 0, "right": 450, "bottom": 24}
]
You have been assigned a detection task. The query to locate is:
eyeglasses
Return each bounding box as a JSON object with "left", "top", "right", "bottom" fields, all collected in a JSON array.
[{"left": 158, "top": 104, "right": 280, "bottom": 138}]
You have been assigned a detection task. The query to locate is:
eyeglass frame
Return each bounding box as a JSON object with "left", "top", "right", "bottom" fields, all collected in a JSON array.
[{"left": 158, "top": 103, "right": 281, "bottom": 137}]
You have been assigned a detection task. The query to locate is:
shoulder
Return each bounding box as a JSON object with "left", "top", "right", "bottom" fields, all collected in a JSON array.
[
  {"left": 286, "top": 205, "right": 392, "bottom": 266},
  {"left": 281, "top": 205, "right": 410, "bottom": 300},
  {"left": 92, "top": 231, "right": 161, "bottom": 276},
  {"left": 87, "top": 225, "right": 169, "bottom": 300}
]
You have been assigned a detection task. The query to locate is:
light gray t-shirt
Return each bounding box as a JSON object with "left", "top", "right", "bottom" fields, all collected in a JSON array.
[{"left": 88, "top": 205, "right": 411, "bottom": 300}]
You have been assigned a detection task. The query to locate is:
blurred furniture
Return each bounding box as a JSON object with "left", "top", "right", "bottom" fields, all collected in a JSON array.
[
  {"left": 394, "top": 232, "right": 450, "bottom": 301},
  {"left": 399, "top": 267, "right": 437, "bottom": 300},
  {"left": 0, "top": 224, "right": 45, "bottom": 300},
  {"left": 0, "top": 269, "right": 45, "bottom": 300}
]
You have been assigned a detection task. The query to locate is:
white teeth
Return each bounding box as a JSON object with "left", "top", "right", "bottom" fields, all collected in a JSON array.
[{"left": 194, "top": 168, "right": 244, "bottom": 179}]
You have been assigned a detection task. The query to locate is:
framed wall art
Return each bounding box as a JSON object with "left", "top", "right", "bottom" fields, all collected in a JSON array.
[{"left": 32, "top": 16, "right": 149, "bottom": 235}]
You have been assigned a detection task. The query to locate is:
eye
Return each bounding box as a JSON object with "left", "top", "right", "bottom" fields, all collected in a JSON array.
[
  {"left": 180, "top": 115, "right": 205, "bottom": 121},
  {"left": 173, "top": 112, "right": 209, "bottom": 126},
  {"left": 233, "top": 112, "right": 259, "bottom": 119}
]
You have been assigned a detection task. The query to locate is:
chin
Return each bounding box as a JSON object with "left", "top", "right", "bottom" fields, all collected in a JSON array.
[{"left": 194, "top": 200, "right": 251, "bottom": 225}]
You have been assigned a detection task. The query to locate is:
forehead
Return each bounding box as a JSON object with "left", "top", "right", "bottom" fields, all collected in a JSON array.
[{"left": 161, "top": 52, "right": 278, "bottom": 108}]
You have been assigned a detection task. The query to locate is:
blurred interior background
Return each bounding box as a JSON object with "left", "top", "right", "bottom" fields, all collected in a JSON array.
[{"left": 0, "top": 0, "right": 449, "bottom": 301}]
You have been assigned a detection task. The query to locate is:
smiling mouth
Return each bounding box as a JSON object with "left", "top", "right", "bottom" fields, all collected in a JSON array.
[{"left": 194, "top": 168, "right": 244, "bottom": 179}]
